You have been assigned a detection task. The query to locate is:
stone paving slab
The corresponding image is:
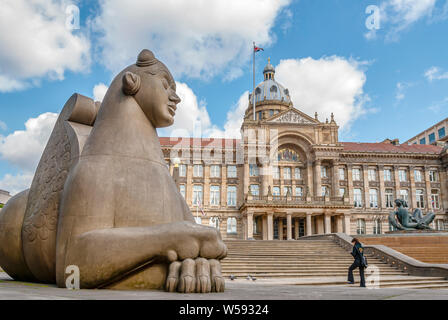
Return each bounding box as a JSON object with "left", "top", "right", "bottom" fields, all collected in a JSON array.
[{"left": 1, "top": 272, "right": 448, "bottom": 300}]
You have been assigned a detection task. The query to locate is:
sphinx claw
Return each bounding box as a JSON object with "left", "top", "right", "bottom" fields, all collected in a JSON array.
[
  {"left": 165, "top": 261, "right": 181, "bottom": 292},
  {"left": 178, "top": 258, "right": 195, "bottom": 293}
]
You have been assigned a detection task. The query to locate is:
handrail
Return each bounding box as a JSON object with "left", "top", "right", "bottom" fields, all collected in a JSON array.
[{"left": 299, "top": 233, "right": 448, "bottom": 279}]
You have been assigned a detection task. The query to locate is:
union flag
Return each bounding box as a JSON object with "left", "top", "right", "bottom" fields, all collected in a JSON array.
[{"left": 254, "top": 46, "right": 264, "bottom": 52}]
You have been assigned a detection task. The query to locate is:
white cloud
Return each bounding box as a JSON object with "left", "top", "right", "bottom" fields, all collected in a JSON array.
[
  {"left": 0, "top": 113, "right": 58, "bottom": 172},
  {"left": 0, "top": 0, "right": 91, "bottom": 92},
  {"left": 365, "top": 0, "right": 440, "bottom": 41},
  {"left": 0, "top": 121, "right": 7, "bottom": 131},
  {"left": 424, "top": 66, "right": 448, "bottom": 81},
  {"left": 395, "top": 82, "right": 414, "bottom": 101},
  {"left": 93, "top": 0, "right": 290, "bottom": 80},
  {"left": 275, "top": 56, "right": 371, "bottom": 131},
  {"left": 93, "top": 83, "right": 109, "bottom": 102},
  {"left": 0, "top": 172, "right": 34, "bottom": 196}
]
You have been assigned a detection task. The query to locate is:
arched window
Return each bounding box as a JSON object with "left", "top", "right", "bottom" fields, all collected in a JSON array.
[
  {"left": 227, "top": 217, "right": 237, "bottom": 234},
  {"left": 356, "top": 219, "right": 366, "bottom": 235}
]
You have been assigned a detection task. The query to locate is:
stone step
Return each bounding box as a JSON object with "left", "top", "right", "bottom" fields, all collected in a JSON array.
[{"left": 221, "top": 272, "right": 406, "bottom": 277}]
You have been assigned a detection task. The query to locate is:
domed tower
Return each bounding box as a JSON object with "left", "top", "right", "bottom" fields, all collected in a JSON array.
[{"left": 244, "top": 58, "right": 292, "bottom": 121}]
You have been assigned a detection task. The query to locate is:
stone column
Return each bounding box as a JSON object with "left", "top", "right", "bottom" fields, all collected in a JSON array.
[
  {"left": 336, "top": 215, "right": 344, "bottom": 233},
  {"left": 440, "top": 167, "right": 448, "bottom": 211},
  {"left": 344, "top": 214, "right": 351, "bottom": 235},
  {"left": 247, "top": 211, "right": 253, "bottom": 240},
  {"left": 409, "top": 166, "right": 417, "bottom": 209},
  {"left": 324, "top": 214, "right": 331, "bottom": 234},
  {"left": 306, "top": 213, "right": 312, "bottom": 236},
  {"left": 221, "top": 165, "right": 227, "bottom": 207},
  {"left": 186, "top": 164, "right": 193, "bottom": 206},
  {"left": 378, "top": 165, "right": 386, "bottom": 209},
  {"left": 267, "top": 213, "right": 274, "bottom": 240},
  {"left": 393, "top": 165, "right": 401, "bottom": 200},
  {"left": 332, "top": 160, "right": 339, "bottom": 197},
  {"left": 314, "top": 160, "right": 322, "bottom": 197},
  {"left": 424, "top": 166, "right": 432, "bottom": 210},
  {"left": 278, "top": 218, "right": 284, "bottom": 240},
  {"left": 294, "top": 218, "right": 299, "bottom": 239},
  {"left": 362, "top": 165, "right": 369, "bottom": 208},
  {"left": 316, "top": 215, "right": 324, "bottom": 234},
  {"left": 286, "top": 213, "right": 292, "bottom": 240},
  {"left": 306, "top": 160, "right": 314, "bottom": 199},
  {"left": 261, "top": 163, "right": 270, "bottom": 197},
  {"left": 262, "top": 215, "right": 268, "bottom": 240},
  {"left": 347, "top": 164, "right": 354, "bottom": 204},
  {"left": 244, "top": 162, "right": 250, "bottom": 195},
  {"left": 204, "top": 165, "right": 210, "bottom": 206}
]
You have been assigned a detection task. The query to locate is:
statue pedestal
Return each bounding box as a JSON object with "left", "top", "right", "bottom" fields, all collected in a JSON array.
[{"left": 386, "top": 230, "right": 448, "bottom": 234}]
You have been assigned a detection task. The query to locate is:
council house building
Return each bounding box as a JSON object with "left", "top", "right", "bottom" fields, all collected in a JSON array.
[{"left": 159, "top": 59, "right": 448, "bottom": 240}]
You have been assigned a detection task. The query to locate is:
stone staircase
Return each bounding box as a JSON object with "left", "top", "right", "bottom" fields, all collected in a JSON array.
[{"left": 222, "top": 240, "right": 448, "bottom": 289}]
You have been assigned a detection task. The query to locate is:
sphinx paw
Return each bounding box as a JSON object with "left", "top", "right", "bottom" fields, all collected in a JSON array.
[{"left": 177, "top": 258, "right": 196, "bottom": 293}]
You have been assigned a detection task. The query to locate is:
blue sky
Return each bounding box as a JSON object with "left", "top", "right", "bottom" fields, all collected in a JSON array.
[{"left": 0, "top": 0, "right": 447, "bottom": 194}]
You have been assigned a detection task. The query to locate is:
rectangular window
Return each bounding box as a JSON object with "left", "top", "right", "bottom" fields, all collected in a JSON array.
[
  {"left": 227, "top": 165, "right": 237, "bottom": 178},
  {"left": 354, "top": 188, "right": 362, "bottom": 207},
  {"left": 272, "top": 186, "right": 280, "bottom": 196},
  {"left": 398, "top": 170, "right": 407, "bottom": 182},
  {"left": 416, "top": 189, "right": 425, "bottom": 208},
  {"left": 321, "top": 186, "right": 328, "bottom": 197},
  {"left": 339, "top": 188, "right": 345, "bottom": 197},
  {"left": 250, "top": 184, "right": 259, "bottom": 196},
  {"left": 193, "top": 164, "right": 203, "bottom": 177},
  {"left": 273, "top": 166, "right": 280, "bottom": 179},
  {"left": 179, "top": 185, "right": 186, "bottom": 198},
  {"left": 429, "top": 170, "right": 438, "bottom": 182},
  {"left": 431, "top": 190, "right": 440, "bottom": 209},
  {"left": 429, "top": 132, "right": 436, "bottom": 143},
  {"left": 192, "top": 185, "right": 203, "bottom": 205},
  {"left": 373, "top": 219, "right": 382, "bottom": 235},
  {"left": 249, "top": 164, "right": 259, "bottom": 177},
  {"left": 436, "top": 219, "right": 445, "bottom": 231},
  {"left": 283, "top": 186, "right": 292, "bottom": 196},
  {"left": 210, "top": 165, "right": 221, "bottom": 178},
  {"left": 179, "top": 164, "right": 187, "bottom": 177},
  {"left": 400, "top": 189, "right": 409, "bottom": 205},
  {"left": 384, "top": 169, "right": 392, "bottom": 182},
  {"left": 438, "top": 127, "right": 446, "bottom": 139},
  {"left": 294, "top": 167, "right": 301, "bottom": 180},
  {"left": 414, "top": 170, "right": 422, "bottom": 182},
  {"left": 227, "top": 186, "right": 237, "bottom": 206},
  {"left": 339, "top": 168, "right": 345, "bottom": 180},
  {"left": 420, "top": 137, "right": 426, "bottom": 145},
  {"left": 368, "top": 169, "right": 377, "bottom": 181},
  {"left": 352, "top": 168, "right": 361, "bottom": 181},
  {"left": 283, "top": 167, "right": 291, "bottom": 180},
  {"left": 369, "top": 189, "right": 378, "bottom": 208},
  {"left": 321, "top": 166, "right": 328, "bottom": 178},
  {"left": 357, "top": 219, "right": 366, "bottom": 235},
  {"left": 227, "top": 217, "right": 237, "bottom": 234},
  {"left": 385, "top": 189, "right": 394, "bottom": 208},
  {"left": 210, "top": 186, "right": 220, "bottom": 206},
  {"left": 295, "top": 187, "right": 303, "bottom": 197}
]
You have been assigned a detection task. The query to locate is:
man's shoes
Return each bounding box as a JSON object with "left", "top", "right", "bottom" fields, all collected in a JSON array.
[
  {"left": 360, "top": 285, "right": 366, "bottom": 287},
  {"left": 347, "top": 281, "right": 355, "bottom": 284}
]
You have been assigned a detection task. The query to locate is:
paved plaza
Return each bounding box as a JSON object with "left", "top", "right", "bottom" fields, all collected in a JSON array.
[{"left": 1, "top": 272, "right": 447, "bottom": 300}]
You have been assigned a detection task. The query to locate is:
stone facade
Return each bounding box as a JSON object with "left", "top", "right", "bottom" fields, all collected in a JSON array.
[
  {"left": 160, "top": 60, "right": 448, "bottom": 240},
  {"left": 0, "top": 190, "right": 11, "bottom": 206}
]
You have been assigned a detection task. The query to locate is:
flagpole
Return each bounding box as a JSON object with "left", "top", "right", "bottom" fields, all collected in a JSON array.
[{"left": 253, "top": 41, "right": 256, "bottom": 121}]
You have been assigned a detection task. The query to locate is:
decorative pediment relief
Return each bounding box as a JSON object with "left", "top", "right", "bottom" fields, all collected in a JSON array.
[{"left": 268, "top": 110, "right": 316, "bottom": 125}]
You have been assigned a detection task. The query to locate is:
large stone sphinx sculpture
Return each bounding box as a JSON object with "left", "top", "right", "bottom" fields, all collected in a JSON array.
[
  {"left": 0, "top": 49, "right": 227, "bottom": 293},
  {"left": 389, "top": 199, "right": 435, "bottom": 231}
]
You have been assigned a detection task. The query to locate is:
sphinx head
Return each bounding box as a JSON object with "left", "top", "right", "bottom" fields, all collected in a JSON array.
[{"left": 121, "top": 49, "right": 181, "bottom": 128}]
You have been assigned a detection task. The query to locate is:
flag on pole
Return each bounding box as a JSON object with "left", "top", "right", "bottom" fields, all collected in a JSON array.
[
  {"left": 197, "top": 195, "right": 205, "bottom": 216},
  {"left": 254, "top": 46, "right": 264, "bottom": 52}
]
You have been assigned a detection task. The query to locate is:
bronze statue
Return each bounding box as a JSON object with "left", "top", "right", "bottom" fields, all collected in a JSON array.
[
  {"left": 0, "top": 49, "right": 227, "bottom": 293},
  {"left": 388, "top": 199, "right": 435, "bottom": 231}
]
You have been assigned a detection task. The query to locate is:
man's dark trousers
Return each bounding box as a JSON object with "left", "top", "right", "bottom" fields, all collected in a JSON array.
[{"left": 348, "top": 260, "right": 366, "bottom": 287}]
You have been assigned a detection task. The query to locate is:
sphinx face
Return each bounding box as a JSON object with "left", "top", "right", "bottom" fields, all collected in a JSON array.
[{"left": 135, "top": 69, "right": 181, "bottom": 128}]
